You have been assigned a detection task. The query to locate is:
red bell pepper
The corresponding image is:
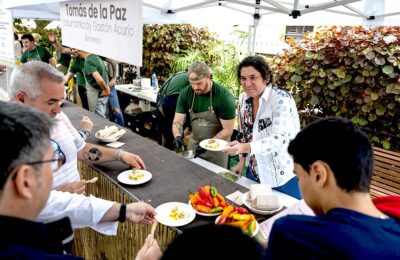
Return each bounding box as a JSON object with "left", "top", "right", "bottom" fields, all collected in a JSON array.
[
  {"left": 218, "top": 205, "right": 235, "bottom": 224},
  {"left": 196, "top": 199, "right": 213, "bottom": 208},
  {"left": 235, "top": 207, "right": 249, "bottom": 214},
  {"left": 199, "top": 187, "right": 214, "bottom": 206}
]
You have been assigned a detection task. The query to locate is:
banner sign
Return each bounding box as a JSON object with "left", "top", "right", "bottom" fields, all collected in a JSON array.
[
  {"left": 60, "top": 0, "right": 142, "bottom": 66},
  {"left": 0, "top": 7, "right": 15, "bottom": 67}
]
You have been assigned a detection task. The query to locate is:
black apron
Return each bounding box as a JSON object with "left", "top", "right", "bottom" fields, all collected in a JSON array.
[{"left": 188, "top": 86, "right": 229, "bottom": 168}]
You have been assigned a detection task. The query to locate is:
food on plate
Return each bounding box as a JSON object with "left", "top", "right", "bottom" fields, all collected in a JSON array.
[
  {"left": 189, "top": 185, "right": 227, "bottom": 214},
  {"left": 247, "top": 184, "right": 280, "bottom": 210},
  {"left": 220, "top": 171, "right": 239, "bottom": 182},
  {"left": 249, "top": 184, "right": 272, "bottom": 200},
  {"left": 128, "top": 169, "right": 145, "bottom": 180},
  {"left": 254, "top": 194, "right": 280, "bottom": 210},
  {"left": 95, "top": 126, "right": 126, "bottom": 140},
  {"left": 205, "top": 139, "right": 220, "bottom": 149},
  {"left": 216, "top": 205, "right": 257, "bottom": 236},
  {"left": 169, "top": 205, "right": 186, "bottom": 220},
  {"left": 96, "top": 125, "right": 118, "bottom": 138}
]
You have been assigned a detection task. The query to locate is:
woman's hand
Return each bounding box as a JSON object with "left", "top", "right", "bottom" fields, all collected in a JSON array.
[
  {"left": 230, "top": 159, "right": 245, "bottom": 178},
  {"left": 223, "top": 141, "right": 251, "bottom": 156}
]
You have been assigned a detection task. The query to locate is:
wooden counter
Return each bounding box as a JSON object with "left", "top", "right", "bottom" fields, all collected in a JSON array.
[{"left": 62, "top": 102, "right": 250, "bottom": 259}]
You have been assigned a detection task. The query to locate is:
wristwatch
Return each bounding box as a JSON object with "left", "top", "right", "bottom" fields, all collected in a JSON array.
[
  {"left": 118, "top": 203, "right": 126, "bottom": 223},
  {"left": 115, "top": 149, "right": 125, "bottom": 161}
]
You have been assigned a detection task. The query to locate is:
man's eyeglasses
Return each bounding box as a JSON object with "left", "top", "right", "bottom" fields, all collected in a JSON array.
[
  {"left": 26, "top": 139, "right": 66, "bottom": 172},
  {"left": 240, "top": 75, "right": 262, "bottom": 83}
]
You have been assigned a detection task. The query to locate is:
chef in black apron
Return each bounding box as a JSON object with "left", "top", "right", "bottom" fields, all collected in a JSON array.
[{"left": 171, "top": 61, "right": 236, "bottom": 168}]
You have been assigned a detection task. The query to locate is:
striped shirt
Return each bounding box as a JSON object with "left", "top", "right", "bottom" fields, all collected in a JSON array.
[{"left": 51, "top": 112, "right": 85, "bottom": 189}]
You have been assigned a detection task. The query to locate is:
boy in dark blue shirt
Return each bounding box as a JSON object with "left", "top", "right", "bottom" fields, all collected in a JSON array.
[{"left": 266, "top": 117, "right": 400, "bottom": 259}]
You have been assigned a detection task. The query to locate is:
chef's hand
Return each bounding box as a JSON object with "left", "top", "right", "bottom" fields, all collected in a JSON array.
[
  {"left": 194, "top": 145, "right": 207, "bottom": 158},
  {"left": 172, "top": 136, "right": 183, "bottom": 150}
]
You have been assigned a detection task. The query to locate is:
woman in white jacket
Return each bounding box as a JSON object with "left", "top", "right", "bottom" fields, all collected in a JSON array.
[{"left": 224, "top": 56, "right": 301, "bottom": 199}]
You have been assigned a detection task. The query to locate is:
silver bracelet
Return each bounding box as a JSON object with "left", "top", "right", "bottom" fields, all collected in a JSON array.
[{"left": 115, "top": 149, "right": 124, "bottom": 161}]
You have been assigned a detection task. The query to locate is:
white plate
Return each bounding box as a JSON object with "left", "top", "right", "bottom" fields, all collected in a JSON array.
[
  {"left": 155, "top": 202, "right": 196, "bottom": 227},
  {"left": 117, "top": 169, "right": 152, "bottom": 185},
  {"left": 241, "top": 192, "right": 283, "bottom": 215},
  {"left": 199, "top": 139, "right": 228, "bottom": 152},
  {"left": 215, "top": 215, "right": 260, "bottom": 237},
  {"left": 188, "top": 201, "right": 222, "bottom": 217},
  {"left": 95, "top": 128, "right": 126, "bottom": 143}
]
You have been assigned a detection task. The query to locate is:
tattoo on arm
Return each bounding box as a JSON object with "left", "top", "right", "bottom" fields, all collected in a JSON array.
[
  {"left": 174, "top": 122, "right": 184, "bottom": 136},
  {"left": 83, "top": 148, "right": 103, "bottom": 162}
]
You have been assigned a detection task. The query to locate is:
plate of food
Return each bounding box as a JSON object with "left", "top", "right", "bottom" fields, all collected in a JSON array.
[
  {"left": 95, "top": 125, "right": 126, "bottom": 143},
  {"left": 188, "top": 185, "right": 228, "bottom": 217},
  {"left": 155, "top": 202, "right": 196, "bottom": 227},
  {"left": 117, "top": 169, "right": 152, "bottom": 185},
  {"left": 188, "top": 201, "right": 222, "bottom": 217},
  {"left": 241, "top": 191, "right": 283, "bottom": 215},
  {"left": 199, "top": 138, "right": 228, "bottom": 152},
  {"left": 215, "top": 214, "right": 259, "bottom": 237}
]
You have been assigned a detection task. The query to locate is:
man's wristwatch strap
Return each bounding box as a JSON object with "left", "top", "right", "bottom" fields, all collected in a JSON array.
[{"left": 118, "top": 203, "right": 126, "bottom": 223}]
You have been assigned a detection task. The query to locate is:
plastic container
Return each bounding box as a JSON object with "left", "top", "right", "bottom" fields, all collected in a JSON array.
[{"left": 151, "top": 71, "right": 158, "bottom": 89}]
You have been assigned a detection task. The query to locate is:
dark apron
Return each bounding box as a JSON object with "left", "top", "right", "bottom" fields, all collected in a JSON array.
[
  {"left": 27, "top": 48, "right": 42, "bottom": 62},
  {"left": 188, "top": 87, "right": 229, "bottom": 168}
]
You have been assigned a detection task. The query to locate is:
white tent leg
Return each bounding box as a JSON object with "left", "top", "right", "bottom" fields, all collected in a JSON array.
[
  {"left": 247, "top": 25, "right": 252, "bottom": 55},
  {"left": 251, "top": 21, "right": 258, "bottom": 55}
]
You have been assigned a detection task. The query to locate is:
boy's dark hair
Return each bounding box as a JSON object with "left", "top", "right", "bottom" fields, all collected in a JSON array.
[
  {"left": 288, "top": 117, "right": 373, "bottom": 192},
  {"left": 161, "top": 224, "right": 265, "bottom": 260}
]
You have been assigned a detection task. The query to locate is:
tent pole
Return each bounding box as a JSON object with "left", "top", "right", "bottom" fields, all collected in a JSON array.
[
  {"left": 247, "top": 25, "right": 252, "bottom": 55},
  {"left": 251, "top": 21, "right": 258, "bottom": 55}
]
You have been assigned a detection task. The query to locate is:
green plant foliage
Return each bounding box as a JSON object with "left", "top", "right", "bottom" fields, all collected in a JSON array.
[
  {"left": 142, "top": 24, "right": 215, "bottom": 83},
  {"left": 172, "top": 41, "right": 241, "bottom": 98},
  {"left": 272, "top": 26, "right": 400, "bottom": 151},
  {"left": 141, "top": 24, "right": 241, "bottom": 96},
  {"left": 14, "top": 19, "right": 60, "bottom": 53}
]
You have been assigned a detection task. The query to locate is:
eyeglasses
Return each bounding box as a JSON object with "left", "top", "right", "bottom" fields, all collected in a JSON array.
[
  {"left": 240, "top": 75, "right": 262, "bottom": 83},
  {"left": 26, "top": 139, "right": 66, "bottom": 172}
]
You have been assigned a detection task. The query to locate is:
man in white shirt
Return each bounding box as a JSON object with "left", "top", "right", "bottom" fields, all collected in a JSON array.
[{"left": 9, "top": 61, "right": 155, "bottom": 235}]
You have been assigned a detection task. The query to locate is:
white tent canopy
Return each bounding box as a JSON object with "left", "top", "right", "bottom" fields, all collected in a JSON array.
[{"left": 3, "top": 0, "right": 400, "bottom": 26}]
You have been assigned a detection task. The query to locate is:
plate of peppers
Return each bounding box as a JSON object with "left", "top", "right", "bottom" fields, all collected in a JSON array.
[
  {"left": 215, "top": 205, "right": 259, "bottom": 237},
  {"left": 188, "top": 185, "right": 228, "bottom": 217}
]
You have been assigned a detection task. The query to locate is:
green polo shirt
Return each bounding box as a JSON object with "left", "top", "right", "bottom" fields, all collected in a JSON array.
[
  {"left": 69, "top": 57, "right": 86, "bottom": 86},
  {"left": 83, "top": 54, "right": 109, "bottom": 90},
  {"left": 20, "top": 46, "right": 52, "bottom": 63},
  {"left": 176, "top": 81, "right": 236, "bottom": 120}
]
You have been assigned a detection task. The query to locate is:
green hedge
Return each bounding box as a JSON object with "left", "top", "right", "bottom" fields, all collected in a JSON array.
[{"left": 272, "top": 26, "right": 400, "bottom": 150}]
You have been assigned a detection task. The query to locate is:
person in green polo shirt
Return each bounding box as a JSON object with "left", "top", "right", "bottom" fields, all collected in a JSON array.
[
  {"left": 20, "top": 34, "right": 55, "bottom": 66},
  {"left": 172, "top": 61, "right": 236, "bottom": 168},
  {"left": 157, "top": 71, "right": 190, "bottom": 150},
  {"left": 77, "top": 49, "right": 111, "bottom": 118},
  {"left": 65, "top": 56, "right": 88, "bottom": 110}
]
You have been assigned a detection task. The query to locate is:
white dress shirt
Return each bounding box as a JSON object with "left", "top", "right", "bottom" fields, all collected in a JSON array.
[
  {"left": 238, "top": 84, "right": 300, "bottom": 187},
  {"left": 39, "top": 111, "right": 119, "bottom": 235}
]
